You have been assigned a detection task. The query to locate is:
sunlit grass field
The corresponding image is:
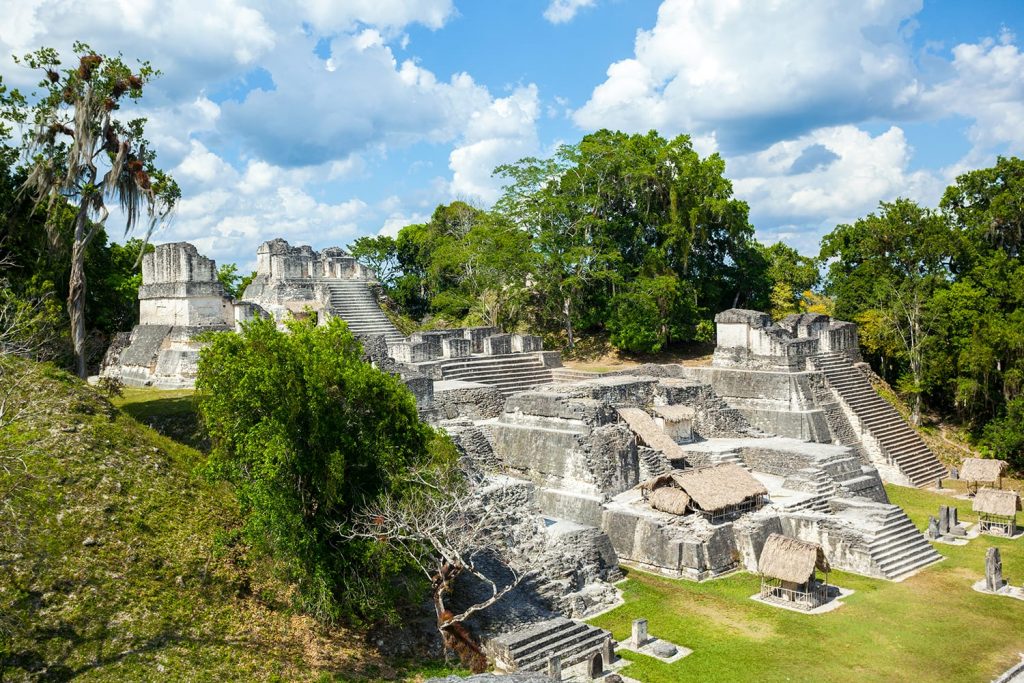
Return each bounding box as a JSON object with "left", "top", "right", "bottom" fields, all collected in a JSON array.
[{"left": 590, "top": 485, "right": 1024, "bottom": 683}]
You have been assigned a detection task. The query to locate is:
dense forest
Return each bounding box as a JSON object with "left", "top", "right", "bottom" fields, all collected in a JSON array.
[
  {"left": 2, "top": 77, "right": 1021, "bottom": 468},
  {"left": 353, "top": 132, "right": 1024, "bottom": 469}
]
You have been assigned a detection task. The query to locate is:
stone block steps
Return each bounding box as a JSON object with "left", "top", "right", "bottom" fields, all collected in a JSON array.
[
  {"left": 438, "top": 354, "right": 554, "bottom": 396},
  {"left": 322, "top": 280, "right": 404, "bottom": 344},
  {"left": 867, "top": 506, "right": 942, "bottom": 579},
  {"left": 813, "top": 352, "right": 946, "bottom": 488},
  {"left": 550, "top": 368, "right": 602, "bottom": 383},
  {"left": 490, "top": 617, "right": 612, "bottom": 673}
]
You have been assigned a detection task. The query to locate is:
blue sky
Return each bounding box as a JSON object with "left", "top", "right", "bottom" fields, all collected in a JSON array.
[{"left": 2, "top": 0, "right": 1023, "bottom": 268}]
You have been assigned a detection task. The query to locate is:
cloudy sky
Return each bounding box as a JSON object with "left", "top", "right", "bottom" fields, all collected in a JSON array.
[{"left": 2, "top": 0, "right": 1023, "bottom": 268}]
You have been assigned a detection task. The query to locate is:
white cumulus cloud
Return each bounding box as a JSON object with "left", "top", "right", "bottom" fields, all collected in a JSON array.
[{"left": 543, "top": 0, "right": 597, "bottom": 24}]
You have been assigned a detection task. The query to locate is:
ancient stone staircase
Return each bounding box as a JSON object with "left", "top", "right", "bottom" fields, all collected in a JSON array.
[
  {"left": 813, "top": 352, "right": 946, "bottom": 488},
  {"left": 321, "top": 280, "right": 404, "bottom": 344},
  {"left": 438, "top": 354, "right": 554, "bottom": 396},
  {"left": 867, "top": 506, "right": 942, "bottom": 579},
  {"left": 490, "top": 617, "right": 613, "bottom": 673}
]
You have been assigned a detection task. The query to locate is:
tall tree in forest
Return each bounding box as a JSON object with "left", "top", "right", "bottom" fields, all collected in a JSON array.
[
  {"left": 10, "top": 44, "right": 179, "bottom": 377},
  {"left": 495, "top": 130, "right": 755, "bottom": 349},
  {"left": 820, "top": 199, "right": 952, "bottom": 425}
]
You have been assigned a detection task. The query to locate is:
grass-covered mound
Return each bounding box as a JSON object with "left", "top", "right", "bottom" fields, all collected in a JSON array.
[
  {"left": 0, "top": 358, "right": 456, "bottom": 681},
  {"left": 589, "top": 485, "right": 1024, "bottom": 682}
]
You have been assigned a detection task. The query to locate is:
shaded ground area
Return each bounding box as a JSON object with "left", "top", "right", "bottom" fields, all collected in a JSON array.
[
  {"left": 561, "top": 337, "right": 714, "bottom": 374},
  {"left": 110, "top": 387, "right": 208, "bottom": 452},
  {"left": 589, "top": 485, "right": 1024, "bottom": 683},
  {"left": 0, "top": 360, "right": 463, "bottom": 681}
]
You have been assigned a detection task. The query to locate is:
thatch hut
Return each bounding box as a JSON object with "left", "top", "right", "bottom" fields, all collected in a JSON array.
[
  {"left": 758, "top": 534, "right": 831, "bottom": 610},
  {"left": 973, "top": 488, "right": 1021, "bottom": 536},
  {"left": 959, "top": 458, "right": 1007, "bottom": 493},
  {"left": 639, "top": 464, "right": 768, "bottom": 522}
]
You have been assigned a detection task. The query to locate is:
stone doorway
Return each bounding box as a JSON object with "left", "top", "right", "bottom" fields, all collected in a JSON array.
[{"left": 589, "top": 652, "right": 603, "bottom": 678}]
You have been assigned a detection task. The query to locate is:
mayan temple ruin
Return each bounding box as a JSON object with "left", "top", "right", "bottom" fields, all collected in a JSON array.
[{"left": 100, "top": 239, "right": 956, "bottom": 673}]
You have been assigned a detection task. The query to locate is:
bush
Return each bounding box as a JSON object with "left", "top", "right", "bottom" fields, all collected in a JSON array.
[
  {"left": 607, "top": 275, "right": 702, "bottom": 353},
  {"left": 981, "top": 398, "right": 1024, "bottom": 472},
  {"left": 196, "top": 316, "right": 445, "bottom": 623}
]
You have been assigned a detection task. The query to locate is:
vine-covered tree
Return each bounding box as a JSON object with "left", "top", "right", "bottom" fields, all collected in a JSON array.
[{"left": 11, "top": 44, "right": 180, "bottom": 377}]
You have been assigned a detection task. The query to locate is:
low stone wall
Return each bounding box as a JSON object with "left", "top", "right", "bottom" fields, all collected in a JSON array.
[{"left": 433, "top": 381, "right": 506, "bottom": 420}]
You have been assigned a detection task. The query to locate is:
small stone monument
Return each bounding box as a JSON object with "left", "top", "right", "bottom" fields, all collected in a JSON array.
[
  {"left": 631, "top": 618, "right": 649, "bottom": 648},
  {"left": 950, "top": 466, "right": 959, "bottom": 480},
  {"left": 985, "top": 547, "right": 1005, "bottom": 592},
  {"left": 927, "top": 516, "right": 940, "bottom": 540},
  {"left": 948, "top": 506, "right": 959, "bottom": 529},
  {"left": 602, "top": 638, "right": 615, "bottom": 666},
  {"left": 938, "top": 506, "right": 950, "bottom": 535},
  {"left": 547, "top": 654, "right": 561, "bottom": 681}
]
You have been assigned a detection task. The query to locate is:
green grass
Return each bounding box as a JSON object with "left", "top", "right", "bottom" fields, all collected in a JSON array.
[
  {"left": 589, "top": 485, "right": 1024, "bottom": 683},
  {"left": 110, "top": 386, "right": 207, "bottom": 451},
  {"left": 0, "top": 360, "right": 461, "bottom": 681}
]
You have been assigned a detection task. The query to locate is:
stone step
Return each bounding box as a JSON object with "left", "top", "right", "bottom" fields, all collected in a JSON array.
[
  {"left": 439, "top": 355, "right": 547, "bottom": 370},
  {"left": 444, "top": 367, "right": 548, "bottom": 382},
  {"left": 876, "top": 547, "right": 942, "bottom": 578},
  {"left": 517, "top": 630, "right": 609, "bottom": 672},
  {"left": 509, "top": 621, "right": 591, "bottom": 660}
]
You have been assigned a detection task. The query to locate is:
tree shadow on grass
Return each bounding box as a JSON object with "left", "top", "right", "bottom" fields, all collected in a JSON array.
[{"left": 117, "top": 394, "right": 209, "bottom": 452}]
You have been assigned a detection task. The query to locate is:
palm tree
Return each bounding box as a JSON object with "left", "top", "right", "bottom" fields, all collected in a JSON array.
[{"left": 17, "top": 43, "right": 180, "bottom": 377}]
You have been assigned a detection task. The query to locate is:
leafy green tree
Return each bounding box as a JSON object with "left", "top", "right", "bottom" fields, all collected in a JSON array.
[
  {"left": 936, "top": 157, "right": 1024, "bottom": 442},
  {"left": 608, "top": 274, "right": 700, "bottom": 353},
  {"left": 495, "top": 129, "right": 757, "bottom": 349},
  {"left": 214, "top": 262, "right": 255, "bottom": 299},
  {"left": 349, "top": 235, "right": 399, "bottom": 289},
  {"left": 760, "top": 242, "right": 819, "bottom": 319},
  {"left": 196, "top": 316, "right": 447, "bottom": 622},
  {"left": 10, "top": 43, "right": 180, "bottom": 377},
  {"left": 820, "top": 199, "right": 952, "bottom": 424}
]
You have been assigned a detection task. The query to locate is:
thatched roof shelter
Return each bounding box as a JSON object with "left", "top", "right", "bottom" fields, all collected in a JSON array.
[
  {"left": 616, "top": 407, "right": 686, "bottom": 459},
  {"left": 649, "top": 486, "right": 691, "bottom": 515},
  {"left": 960, "top": 458, "right": 1007, "bottom": 483},
  {"left": 973, "top": 488, "right": 1022, "bottom": 517},
  {"left": 672, "top": 463, "right": 767, "bottom": 513},
  {"left": 641, "top": 464, "right": 767, "bottom": 514},
  {"left": 652, "top": 405, "right": 695, "bottom": 422},
  {"left": 758, "top": 534, "right": 830, "bottom": 584}
]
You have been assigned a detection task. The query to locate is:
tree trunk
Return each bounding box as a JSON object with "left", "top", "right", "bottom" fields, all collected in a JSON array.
[
  {"left": 563, "top": 296, "right": 574, "bottom": 349},
  {"left": 68, "top": 207, "right": 90, "bottom": 378}
]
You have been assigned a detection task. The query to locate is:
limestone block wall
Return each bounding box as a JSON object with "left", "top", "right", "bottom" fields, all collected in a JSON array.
[
  {"left": 254, "top": 239, "right": 374, "bottom": 281},
  {"left": 711, "top": 309, "right": 863, "bottom": 371},
  {"left": 141, "top": 241, "right": 217, "bottom": 285},
  {"left": 601, "top": 507, "right": 739, "bottom": 580}
]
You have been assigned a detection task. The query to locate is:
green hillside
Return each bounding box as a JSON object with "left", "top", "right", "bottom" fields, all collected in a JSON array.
[{"left": 0, "top": 358, "right": 450, "bottom": 681}]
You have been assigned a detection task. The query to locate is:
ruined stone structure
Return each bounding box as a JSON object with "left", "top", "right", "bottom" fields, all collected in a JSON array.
[
  {"left": 101, "top": 240, "right": 559, "bottom": 404},
  {"left": 682, "top": 309, "right": 948, "bottom": 488},
  {"left": 100, "top": 243, "right": 244, "bottom": 388}
]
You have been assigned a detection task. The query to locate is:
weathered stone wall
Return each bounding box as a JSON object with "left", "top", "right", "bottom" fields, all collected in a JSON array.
[{"left": 433, "top": 382, "right": 506, "bottom": 420}]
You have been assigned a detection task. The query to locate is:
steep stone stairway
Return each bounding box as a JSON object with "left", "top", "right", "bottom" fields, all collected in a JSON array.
[
  {"left": 321, "top": 280, "right": 404, "bottom": 344},
  {"left": 438, "top": 354, "right": 554, "bottom": 396},
  {"left": 490, "top": 617, "right": 613, "bottom": 673},
  {"left": 867, "top": 506, "right": 942, "bottom": 579},
  {"left": 812, "top": 352, "right": 946, "bottom": 488}
]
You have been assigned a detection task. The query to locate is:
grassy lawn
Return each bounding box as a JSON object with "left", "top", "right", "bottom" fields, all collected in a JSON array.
[{"left": 590, "top": 485, "right": 1024, "bottom": 683}]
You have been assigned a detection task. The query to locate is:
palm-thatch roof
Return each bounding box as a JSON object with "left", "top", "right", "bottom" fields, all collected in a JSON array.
[
  {"left": 642, "top": 464, "right": 767, "bottom": 513},
  {"left": 758, "top": 533, "right": 830, "bottom": 584},
  {"left": 973, "top": 488, "right": 1022, "bottom": 517},
  {"left": 649, "top": 486, "right": 691, "bottom": 515},
  {"left": 616, "top": 407, "right": 685, "bottom": 459},
  {"left": 959, "top": 458, "right": 1007, "bottom": 483},
  {"left": 652, "top": 405, "right": 695, "bottom": 422}
]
